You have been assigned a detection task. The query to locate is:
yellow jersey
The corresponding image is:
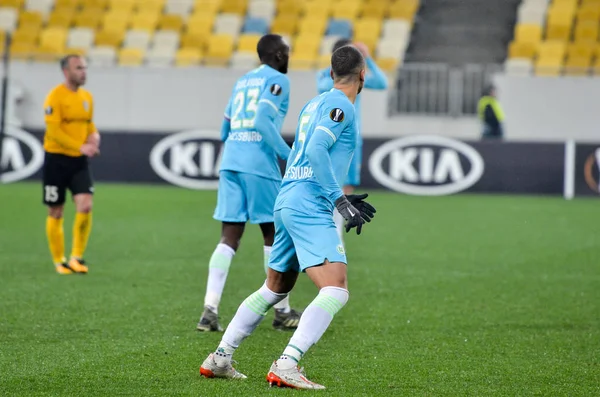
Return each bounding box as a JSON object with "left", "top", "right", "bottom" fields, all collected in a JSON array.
[{"left": 43, "top": 84, "right": 97, "bottom": 157}]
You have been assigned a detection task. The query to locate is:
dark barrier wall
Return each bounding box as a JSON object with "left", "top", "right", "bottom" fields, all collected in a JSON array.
[{"left": 2, "top": 128, "right": 594, "bottom": 197}]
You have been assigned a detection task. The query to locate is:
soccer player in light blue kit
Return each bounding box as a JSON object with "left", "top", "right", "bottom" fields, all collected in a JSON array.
[
  {"left": 317, "top": 39, "right": 388, "bottom": 242},
  {"left": 197, "top": 34, "right": 301, "bottom": 333},
  {"left": 200, "top": 45, "right": 377, "bottom": 390}
]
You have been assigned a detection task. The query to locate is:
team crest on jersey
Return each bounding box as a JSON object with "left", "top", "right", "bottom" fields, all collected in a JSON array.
[
  {"left": 82, "top": 100, "right": 89, "bottom": 111},
  {"left": 337, "top": 244, "right": 345, "bottom": 255},
  {"left": 45, "top": 106, "right": 53, "bottom": 115},
  {"left": 270, "top": 84, "right": 282, "bottom": 96},
  {"left": 330, "top": 108, "right": 344, "bottom": 122}
]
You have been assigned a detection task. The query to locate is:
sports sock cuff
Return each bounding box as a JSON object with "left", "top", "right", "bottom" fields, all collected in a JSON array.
[
  {"left": 263, "top": 246, "right": 272, "bottom": 254},
  {"left": 243, "top": 283, "right": 286, "bottom": 316},
  {"left": 313, "top": 287, "right": 349, "bottom": 317},
  {"left": 215, "top": 243, "right": 235, "bottom": 257}
]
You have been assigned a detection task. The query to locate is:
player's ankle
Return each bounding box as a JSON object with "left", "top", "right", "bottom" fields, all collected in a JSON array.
[{"left": 276, "top": 355, "right": 298, "bottom": 370}]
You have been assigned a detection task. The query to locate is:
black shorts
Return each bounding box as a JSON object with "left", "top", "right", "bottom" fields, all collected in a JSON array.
[{"left": 42, "top": 152, "right": 93, "bottom": 206}]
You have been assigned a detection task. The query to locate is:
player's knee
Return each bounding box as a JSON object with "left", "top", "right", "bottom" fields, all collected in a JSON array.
[
  {"left": 77, "top": 201, "right": 93, "bottom": 213},
  {"left": 48, "top": 206, "right": 64, "bottom": 219},
  {"left": 320, "top": 286, "right": 349, "bottom": 311}
]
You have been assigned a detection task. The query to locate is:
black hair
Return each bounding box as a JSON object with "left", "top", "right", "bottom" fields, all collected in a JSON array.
[
  {"left": 332, "top": 38, "right": 352, "bottom": 53},
  {"left": 60, "top": 54, "right": 81, "bottom": 70},
  {"left": 257, "top": 34, "right": 285, "bottom": 61},
  {"left": 331, "top": 45, "right": 365, "bottom": 82},
  {"left": 483, "top": 84, "right": 495, "bottom": 96}
]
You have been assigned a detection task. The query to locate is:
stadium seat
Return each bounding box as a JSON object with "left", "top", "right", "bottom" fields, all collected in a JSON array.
[
  {"left": 109, "top": 0, "right": 136, "bottom": 13},
  {"left": 504, "top": 58, "right": 533, "bottom": 76},
  {"left": 101, "top": 12, "right": 130, "bottom": 33},
  {"left": 231, "top": 51, "right": 258, "bottom": 70},
  {"left": 39, "top": 27, "right": 68, "bottom": 51},
  {"left": 0, "top": 7, "right": 18, "bottom": 32},
  {"left": 515, "top": 23, "right": 543, "bottom": 43},
  {"left": 204, "top": 33, "right": 234, "bottom": 66},
  {"left": 326, "top": 19, "right": 352, "bottom": 39},
  {"left": 175, "top": 46, "right": 202, "bottom": 66},
  {"left": 331, "top": 0, "right": 361, "bottom": 20},
  {"left": 95, "top": 29, "right": 124, "bottom": 47},
  {"left": 382, "top": 19, "right": 411, "bottom": 40},
  {"left": 153, "top": 30, "right": 179, "bottom": 50},
  {"left": 138, "top": 0, "right": 166, "bottom": 14},
  {"left": 67, "top": 27, "right": 95, "bottom": 50},
  {"left": 508, "top": 40, "right": 537, "bottom": 59},
  {"left": 19, "top": 10, "right": 44, "bottom": 30},
  {"left": 303, "top": 1, "right": 331, "bottom": 19},
  {"left": 48, "top": 8, "right": 75, "bottom": 29},
  {"left": 214, "top": 13, "right": 242, "bottom": 37},
  {"left": 165, "top": 0, "right": 194, "bottom": 17},
  {"left": 270, "top": 14, "right": 297, "bottom": 36},
  {"left": 187, "top": 13, "right": 215, "bottom": 33},
  {"left": 248, "top": 0, "right": 275, "bottom": 22},
  {"left": 354, "top": 18, "right": 382, "bottom": 43},
  {"left": 124, "top": 30, "right": 151, "bottom": 49},
  {"left": 0, "top": 0, "right": 24, "bottom": 7},
  {"left": 87, "top": 46, "right": 115, "bottom": 66},
  {"left": 293, "top": 35, "right": 319, "bottom": 56},
  {"left": 236, "top": 33, "right": 260, "bottom": 53},
  {"left": 535, "top": 56, "right": 563, "bottom": 76},
  {"left": 130, "top": 12, "right": 160, "bottom": 33},
  {"left": 377, "top": 39, "right": 405, "bottom": 60},
  {"left": 537, "top": 40, "right": 566, "bottom": 58},
  {"left": 193, "top": 0, "right": 221, "bottom": 15},
  {"left": 75, "top": 9, "right": 104, "bottom": 30},
  {"left": 159, "top": 14, "right": 184, "bottom": 32},
  {"left": 298, "top": 17, "right": 327, "bottom": 37},
  {"left": 576, "top": 6, "right": 600, "bottom": 24},
  {"left": 362, "top": 1, "right": 387, "bottom": 19},
  {"left": 12, "top": 27, "right": 39, "bottom": 46},
  {"left": 25, "top": 0, "right": 54, "bottom": 15},
  {"left": 316, "top": 53, "right": 330, "bottom": 68},
  {"left": 243, "top": 16, "right": 268, "bottom": 34},
  {"left": 320, "top": 35, "right": 340, "bottom": 55},
  {"left": 55, "top": 0, "right": 82, "bottom": 7},
  {"left": 33, "top": 46, "right": 63, "bottom": 62},
  {"left": 574, "top": 22, "right": 598, "bottom": 42},
  {"left": 10, "top": 41, "right": 34, "bottom": 60},
  {"left": 388, "top": 0, "right": 419, "bottom": 22},
  {"left": 376, "top": 57, "right": 400, "bottom": 72},
  {"left": 146, "top": 47, "right": 176, "bottom": 67},
  {"left": 564, "top": 56, "right": 592, "bottom": 76},
  {"left": 181, "top": 31, "right": 209, "bottom": 49},
  {"left": 289, "top": 52, "right": 316, "bottom": 70},
  {"left": 87, "top": 0, "right": 109, "bottom": 8},
  {"left": 118, "top": 47, "right": 144, "bottom": 66},
  {"left": 545, "top": 22, "right": 572, "bottom": 41},
  {"left": 220, "top": 0, "right": 247, "bottom": 15}
]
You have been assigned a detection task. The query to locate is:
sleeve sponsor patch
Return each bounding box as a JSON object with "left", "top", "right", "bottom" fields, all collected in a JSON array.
[
  {"left": 45, "top": 106, "right": 53, "bottom": 115},
  {"left": 330, "top": 108, "right": 344, "bottom": 122},
  {"left": 270, "top": 84, "right": 282, "bottom": 96}
]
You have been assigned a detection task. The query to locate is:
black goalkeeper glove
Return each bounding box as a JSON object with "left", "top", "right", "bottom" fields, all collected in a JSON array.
[
  {"left": 346, "top": 193, "right": 377, "bottom": 223},
  {"left": 335, "top": 195, "right": 365, "bottom": 235}
]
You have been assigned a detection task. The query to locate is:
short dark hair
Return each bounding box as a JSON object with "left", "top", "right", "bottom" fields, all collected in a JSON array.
[
  {"left": 331, "top": 45, "right": 365, "bottom": 82},
  {"left": 60, "top": 54, "right": 81, "bottom": 70},
  {"left": 257, "top": 34, "right": 285, "bottom": 61},
  {"left": 332, "top": 38, "right": 352, "bottom": 53}
]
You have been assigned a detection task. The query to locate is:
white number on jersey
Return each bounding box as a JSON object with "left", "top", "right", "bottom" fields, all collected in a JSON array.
[{"left": 230, "top": 88, "right": 260, "bottom": 130}]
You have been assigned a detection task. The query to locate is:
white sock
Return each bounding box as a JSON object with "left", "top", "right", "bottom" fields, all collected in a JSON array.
[
  {"left": 333, "top": 209, "right": 345, "bottom": 244},
  {"left": 264, "top": 245, "right": 292, "bottom": 313},
  {"left": 276, "top": 286, "right": 349, "bottom": 369},
  {"left": 215, "top": 282, "right": 287, "bottom": 366},
  {"left": 204, "top": 243, "right": 235, "bottom": 313}
]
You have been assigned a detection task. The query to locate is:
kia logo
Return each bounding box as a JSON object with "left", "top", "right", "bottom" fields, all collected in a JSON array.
[
  {"left": 149, "top": 130, "right": 223, "bottom": 190},
  {"left": 1, "top": 126, "right": 44, "bottom": 183},
  {"left": 368, "top": 135, "right": 484, "bottom": 196}
]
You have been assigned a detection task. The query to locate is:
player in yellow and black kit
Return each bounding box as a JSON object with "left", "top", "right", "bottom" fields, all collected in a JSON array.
[{"left": 43, "top": 54, "right": 100, "bottom": 275}]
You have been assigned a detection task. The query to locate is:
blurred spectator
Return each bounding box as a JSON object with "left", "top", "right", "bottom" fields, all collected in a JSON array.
[{"left": 478, "top": 85, "right": 505, "bottom": 140}]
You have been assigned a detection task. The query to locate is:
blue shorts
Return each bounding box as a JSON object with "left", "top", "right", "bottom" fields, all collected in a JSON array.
[
  {"left": 345, "top": 139, "right": 362, "bottom": 187},
  {"left": 268, "top": 208, "right": 347, "bottom": 273},
  {"left": 213, "top": 170, "right": 280, "bottom": 224}
]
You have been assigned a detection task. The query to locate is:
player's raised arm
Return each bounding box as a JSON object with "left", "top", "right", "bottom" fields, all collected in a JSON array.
[
  {"left": 255, "top": 75, "right": 291, "bottom": 160},
  {"left": 353, "top": 42, "right": 388, "bottom": 90},
  {"left": 316, "top": 67, "right": 334, "bottom": 94}
]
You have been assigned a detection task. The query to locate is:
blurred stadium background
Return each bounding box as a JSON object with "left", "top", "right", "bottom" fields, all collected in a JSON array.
[{"left": 0, "top": 0, "right": 599, "bottom": 395}]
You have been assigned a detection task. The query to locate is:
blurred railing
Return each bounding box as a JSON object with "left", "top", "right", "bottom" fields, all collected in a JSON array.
[{"left": 389, "top": 63, "right": 503, "bottom": 117}]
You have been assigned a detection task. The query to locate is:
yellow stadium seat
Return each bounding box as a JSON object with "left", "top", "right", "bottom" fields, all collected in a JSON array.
[
  {"left": 552, "top": 0, "right": 578, "bottom": 7},
  {"left": 515, "top": 24, "right": 542, "bottom": 43},
  {"left": 331, "top": 1, "right": 361, "bottom": 20},
  {"left": 317, "top": 53, "right": 330, "bottom": 68},
  {"left": 55, "top": 0, "right": 82, "bottom": 7},
  {"left": 564, "top": 57, "right": 591, "bottom": 76},
  {"left": 289, "top": 54, "right": 316, "bottom": 70},
  {"left": 10, "top": 41, "right": 33, "bottom": 60},
  {"left": 220, "top": 0, "right": 246, "bottom": 15},
  {"left": 95, "top": 29, "right": 124, "bottom": 47},
  {"left": 362, "top": 2, "right": 386, "bottom": 19},
  {"left": 136, "top": 0, "right": 165, "bottom": 13},
  {"left": 75, "top": 9, "right": 104, "bottom": 29},
  {"left": 65, "top": 47, "right": 87, "bottom": 56},
  {"left": 298, "top": 17, "right": 327, "bottom": 37},
  {"left": 102, "top": 12, "right": 131, "bottom": 33},
  {"left": 194, "top": 0, "right": 222, "bottom": 15},
  {"left": 278, "top": 0, "right": 302, "bottom": 16},
  {"left": 205, "top": 34, "right": 234, "bottom": 66},
  {"left": 181, "top": 31, "right": 209, "bottom": 49},
  {"left": 109, "top": 0, "right": 136, "bottom": 13},
  {"left": 176, "top": 47, "right": 203, "bottom": 66},
  {"left": 547, "top": 8, "right": 576, "bottom": 28},
  {"left": 376, "top": 57, "right": 400, "bottom": 72},
  {"left": 574, "top": 22, "right": 598, "bottom": 42},
  {"left": 48, "top": 9, "right": 75, "bottom": 29},
  {"left": 19, "top": 11, "right": 44, "bottom": 30},
  {"left": 12, "top": 27, "right": 39, "bottom": 45},
  {"left": 159, "top": 14, "right": 183, "bottom": 31},
  {"left": 545, "top": 23, "right": 572, "bottom": 41},
  {"left": 567, "top": 42, "right": 594, "bottom": 59},
  {"left": 34, "top": 46, "right": 64, "bottom": 63},
  {"left": 187, "top": 13, "right": 215, "bottom": 33},
  {"left": 293, "top": 35, "right": 320, "bottom": 55},
  {"left": 354, "top": 18, "right": 382, "bottom": 41},
  {"left": 40, "top": 28, "right": 68, "bottom": 51},
  {"left": 577, "top": 6, "right": 600, "bottom": 24},
  {"left": 0, "top": 0, "right": 23, "bottom": 7},
  {"left": 535, "top": 56, "right": 563, "bottom": 76},
  {"left": 537, "top": 40, "right": 566, "bottom": 58},
  {"left": 388, "top": 0, "right": 419, "bottom": 21},
  {"left": 118, "top": 47, "right": 144, "bottom": 66},
  {"left": 87, "top": 0, "right": 109, "bottom": 8},
  {"left": 304, "top": 2, "right": 331, "bottom": 19},
  {"left": 271, "top": 15, "right": 298, "bottom": 36},
  {"left": 130, "top": 12, "right": 159, "bottom": 33},
  {"left": 237, "top": 34, "right": 260, "bottom": 53},
  {"left": 508, "top": 40, "right": 537, "bottom": 59}
]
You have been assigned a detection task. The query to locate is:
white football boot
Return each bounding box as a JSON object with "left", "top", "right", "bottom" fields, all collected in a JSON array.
[
  {"left": 266, "top": 361, "right": 326, "bottom": 390},
  {"left": 199, "top": 352, "right": 247, "bottom": 379}
]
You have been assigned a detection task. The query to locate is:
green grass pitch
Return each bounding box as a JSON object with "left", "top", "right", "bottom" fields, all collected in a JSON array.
[{"left": 0, "top": 182, "right": 598, "bottom": 396}]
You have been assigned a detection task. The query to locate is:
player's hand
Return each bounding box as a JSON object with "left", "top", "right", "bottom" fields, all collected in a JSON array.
[
  {"left": 354, "top": 42, "right": 370, "bottom": 58},
  {"left": 335, "top": 195, "right": 365, "bottom": 235},
  {"left": 346, "top": 193, "right": 376, "bottom": 223},
  {"left": 80, "top": 143, "right": 98, "bottom": 157}
]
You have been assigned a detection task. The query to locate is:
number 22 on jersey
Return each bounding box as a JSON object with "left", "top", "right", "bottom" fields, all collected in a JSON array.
[{"left": 231, "top": 88, "right": 259, "bottom": 130}]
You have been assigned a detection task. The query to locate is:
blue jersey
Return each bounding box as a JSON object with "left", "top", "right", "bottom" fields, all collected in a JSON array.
[
  {"left": 316, "top": 56, "right": 388, "bottom": 135},
  {"left": 275, "top": 89, "right": 358, "bottom": 215},
  {"left": 219, "top": 64, "right": 291, "bottom": 181}
]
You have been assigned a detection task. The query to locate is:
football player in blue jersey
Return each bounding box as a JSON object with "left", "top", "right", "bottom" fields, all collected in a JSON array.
[
  {"left": 200, "top": 45, "right": 377, "bottom": 390},
  {"left": 197, "top": 34, "right": 301, "bottom": 333},
  {"left": 317, "top": 39, "right": 388, "bottom": 243}
]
